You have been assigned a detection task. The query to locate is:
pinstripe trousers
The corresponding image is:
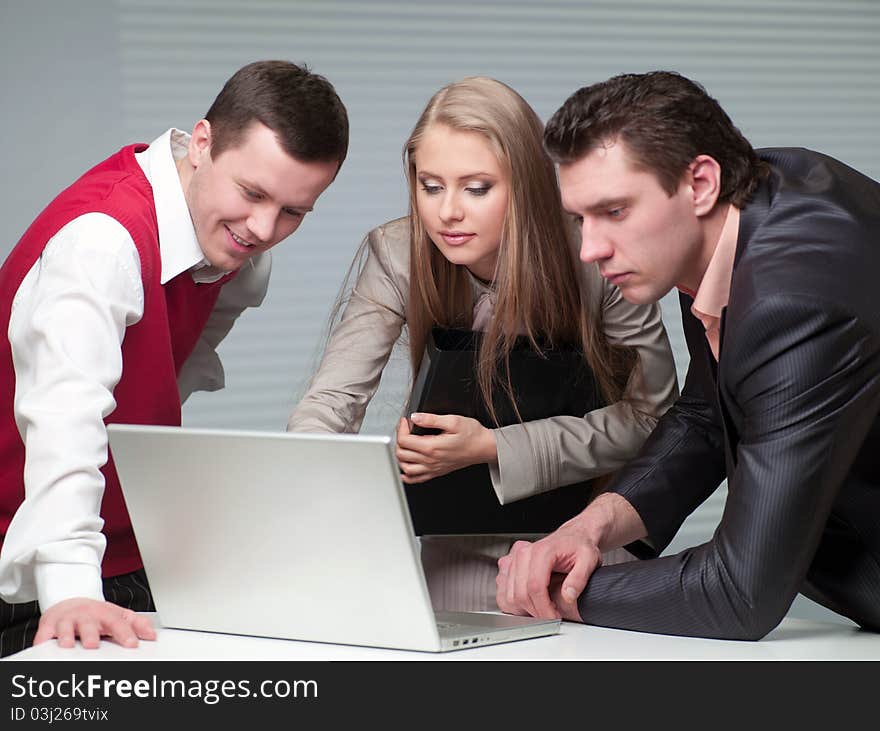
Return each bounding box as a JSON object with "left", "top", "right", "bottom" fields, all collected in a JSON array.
[{"left": 0, "top": 568, "right": 155, "bottom": 658}]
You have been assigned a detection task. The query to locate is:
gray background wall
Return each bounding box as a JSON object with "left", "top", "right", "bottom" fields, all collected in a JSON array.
[{"left": 3, "top": 0, "right": 879, "bottom": 624}]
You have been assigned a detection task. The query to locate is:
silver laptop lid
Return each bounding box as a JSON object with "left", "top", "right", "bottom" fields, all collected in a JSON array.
[{"left": 108, "top": 425, "right": 443, "bottom": 652}]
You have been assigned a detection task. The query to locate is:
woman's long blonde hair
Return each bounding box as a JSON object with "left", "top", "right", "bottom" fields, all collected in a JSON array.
[{"left": 404, "top": 77, "right": 636, "bottom": 423}]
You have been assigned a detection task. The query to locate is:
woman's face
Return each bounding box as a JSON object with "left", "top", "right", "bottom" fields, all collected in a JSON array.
[{"left": 414, "top": 124, "right": 509, "bottom": 281}]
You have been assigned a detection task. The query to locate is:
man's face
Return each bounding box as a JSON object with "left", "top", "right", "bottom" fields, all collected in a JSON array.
[
  {"left": 559, "top": 140, "right": 703, "bottom": 304},
  {"left": 184, "top": 121, "right": 339, "bottom": 272}
]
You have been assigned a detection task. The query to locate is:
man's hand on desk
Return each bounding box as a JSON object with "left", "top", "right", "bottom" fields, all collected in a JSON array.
[
  {"left": 33, "top": 597, "right": 156, "bottom": 650},
  {"left": 496, "top": 493, "right": 648, "bottom": 621},
  {"left": 395, "top": 414, "right": 498, "bottom": 484},
  {"left": 495, "top": 524, "right": 601, "bottom": 622}
]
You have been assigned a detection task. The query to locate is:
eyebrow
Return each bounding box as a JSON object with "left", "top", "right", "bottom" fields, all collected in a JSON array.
[
  {"left": 582, "top": 196, "right": 630, "bottom": 213},
  {"left": 239, "top": 179, "right": 314, "bottom": 212},
  {"left": 417, "top": 170, "right": 497, "bottom": 182}
]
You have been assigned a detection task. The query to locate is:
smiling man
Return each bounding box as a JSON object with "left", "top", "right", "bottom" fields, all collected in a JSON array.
[
  {"left": 0, "top": 60, "right": 348, "bottom": 655},
  {"left": 496, "top": 71, "right": 880, "bottom": 639}
]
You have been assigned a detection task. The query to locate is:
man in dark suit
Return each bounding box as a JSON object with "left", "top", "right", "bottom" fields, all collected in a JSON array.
[{"left": 495, "top": 71, "right": 880, "bottom": 639}]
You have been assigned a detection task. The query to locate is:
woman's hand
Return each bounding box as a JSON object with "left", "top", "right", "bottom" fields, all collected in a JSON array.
[{"left": 395, "top": 413, "right": 498, "bottom": 484}]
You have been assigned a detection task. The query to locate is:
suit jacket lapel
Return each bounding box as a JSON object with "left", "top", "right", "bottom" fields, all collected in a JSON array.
[
  {"left": 716, "top": 307, "right": 738, "bottom": 474},
  {"left": 717, "top": 171, "right": 773, "bottom": 476}
]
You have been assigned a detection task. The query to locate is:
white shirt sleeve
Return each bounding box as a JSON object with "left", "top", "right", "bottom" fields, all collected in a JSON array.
[{"left": 0, "top": 213, "right": 144, "bottom": 611}]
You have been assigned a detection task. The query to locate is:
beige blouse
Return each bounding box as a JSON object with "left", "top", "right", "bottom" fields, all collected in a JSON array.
[{"left": 288, "top": 216, "right": 679, "bottom": 504}]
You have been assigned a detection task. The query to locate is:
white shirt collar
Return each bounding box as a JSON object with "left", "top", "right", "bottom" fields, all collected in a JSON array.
[{"left": 134, "top": 128, "right": 226, "bottom": 284}]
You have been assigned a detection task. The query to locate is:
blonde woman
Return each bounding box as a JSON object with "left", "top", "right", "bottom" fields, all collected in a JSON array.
[{"left": 288, "top": 77, "right": 678, "bottom": 611}]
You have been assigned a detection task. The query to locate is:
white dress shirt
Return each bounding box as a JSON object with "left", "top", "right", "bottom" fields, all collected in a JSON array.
[{"left": 0, "top": 129, "right": 270, "bottom": 611}]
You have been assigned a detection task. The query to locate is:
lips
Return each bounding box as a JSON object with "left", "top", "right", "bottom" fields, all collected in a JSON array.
[
  {"left": 438, "top": 230, "right": 475, "bottom": 246},
  {"left": 225, "top": 225, "right": 257, "bottom": 252},
  {"left": 602, "top": 271, "right": 631, "bottom": 286}
]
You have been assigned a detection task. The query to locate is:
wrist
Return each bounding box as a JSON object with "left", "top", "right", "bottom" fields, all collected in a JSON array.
[
  {"left": 479, "top": 426, "right": 498, "bottom": 464},
  {"left": 563, "top": 492, "right": 625, "bottom": 551}
]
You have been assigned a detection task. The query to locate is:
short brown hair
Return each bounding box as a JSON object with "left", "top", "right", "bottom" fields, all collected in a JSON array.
[
  {"left": 544, "top": 71, "right": 768, "bottom": 208},
  {"left": 205, "top": 60, "right": 349, "bottom": 168}
]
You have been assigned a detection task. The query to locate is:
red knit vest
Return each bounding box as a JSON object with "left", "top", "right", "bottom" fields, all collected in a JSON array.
[{"left": 0, "top": 145, "right": 231, "bottom": 578}]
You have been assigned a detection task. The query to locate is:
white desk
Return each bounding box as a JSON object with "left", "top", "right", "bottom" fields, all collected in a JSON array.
[{"left": 9, "top": 615, "right": 880, "bottom": 660}]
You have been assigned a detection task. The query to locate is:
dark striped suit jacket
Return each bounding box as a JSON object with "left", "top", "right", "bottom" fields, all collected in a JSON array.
[{"left": 577, "top": 148, "right": 880, "bottom": 639}]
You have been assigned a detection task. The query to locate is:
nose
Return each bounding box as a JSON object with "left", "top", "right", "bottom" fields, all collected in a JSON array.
[
  {"left": 438, "top": 192, "right": 464, "bottom": 223},
  {"left": 579, "top": 219, "right": 613, "bottom": 263},
  {"left": 246, "top": 205, "right": 277, "bottom": 244}
]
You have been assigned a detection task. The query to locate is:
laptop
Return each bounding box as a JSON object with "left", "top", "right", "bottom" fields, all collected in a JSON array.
[
  {"left": 107, "top": 424, "right": 560, "bottom": 652},
  {"left": 404, "top": 327, "right": 603, "bottom": 535}
]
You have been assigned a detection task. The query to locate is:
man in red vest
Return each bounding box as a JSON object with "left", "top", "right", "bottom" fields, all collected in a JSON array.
[{"left": 0, "top": 60, "right": 349, "bottom": 655}]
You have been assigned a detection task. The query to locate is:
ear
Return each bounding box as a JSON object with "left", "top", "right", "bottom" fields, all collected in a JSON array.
[
  {"left": 187, "top": 119, "right": 213, "bottom": 168},
  {"left": 688, "top": 154, "right": 722, "bottom": 217}
]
